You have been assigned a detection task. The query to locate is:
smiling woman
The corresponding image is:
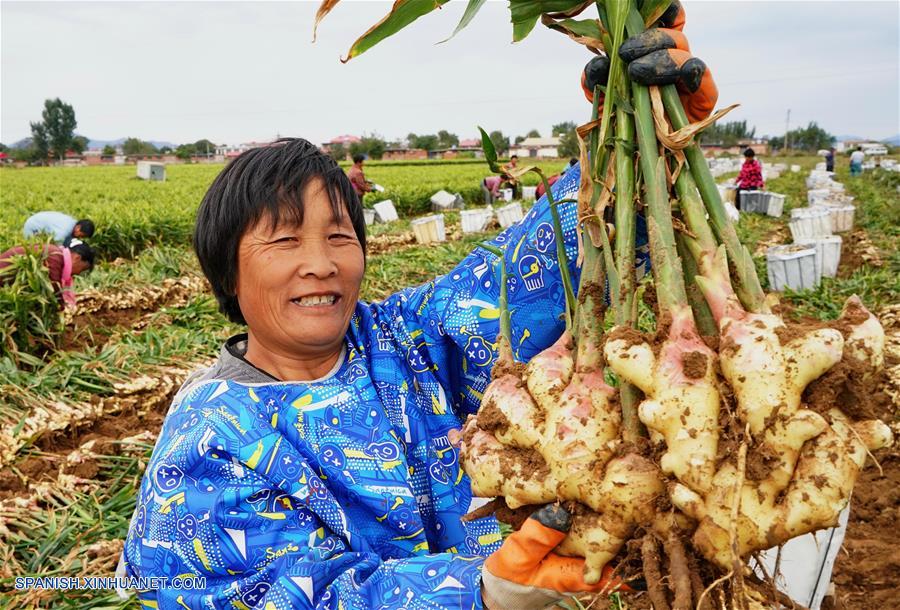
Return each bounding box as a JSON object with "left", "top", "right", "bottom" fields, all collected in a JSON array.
[
  {"left": 234, "top": 180, "right": 365, "bottom": 380},
  {"left": 120, "top": 137, "right": 610, "bottom": 609}
]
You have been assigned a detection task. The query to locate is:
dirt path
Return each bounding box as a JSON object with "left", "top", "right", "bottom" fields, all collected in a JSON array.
[{"left": 829, "top": 303, "right": 900, "bottom": 609}]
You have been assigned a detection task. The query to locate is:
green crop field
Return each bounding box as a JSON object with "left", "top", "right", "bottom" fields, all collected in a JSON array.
[
  {"left": 1, "top": 159, "right": 568, "bottom": 259},
  {"left": 0, "top": 156, "right": 897, "bottom": 609}
]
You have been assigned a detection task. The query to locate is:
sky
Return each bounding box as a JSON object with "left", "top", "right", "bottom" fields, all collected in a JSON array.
[{"left": 2, "top": 0, "right": 898, "bottom": 147}]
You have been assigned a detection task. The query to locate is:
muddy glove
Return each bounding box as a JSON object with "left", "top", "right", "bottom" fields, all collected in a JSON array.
[
  {"left": 481, "top": 505, "right": 633, "bottom": 610},
  {"left": 619, "top": 0, "right": 717, "bottom": 122},
  {"left": 581, "top": 0, "right": 717, "bottom": 122}
]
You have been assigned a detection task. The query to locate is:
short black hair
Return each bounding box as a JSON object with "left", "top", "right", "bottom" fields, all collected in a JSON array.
[
  {"left": 510, "top": 155, "right": 518, "bottom": 160},
  {"left": 743, "top": 148, "right": 755, "bottom": 158},
  {"left": 69, "top": 242, "right": 95, "bottom": 268},
  {"left": 352, "top": 154, "right": 366, "bottom": 164},
  {"left": 194, "top": 137, "right": 367, "bottom": 324},
  {"left": 568, "top": 158, "right": 578, "bottom": 166},
  {"left": 75, "top": 219, "right": 95, "bottom": 237}
]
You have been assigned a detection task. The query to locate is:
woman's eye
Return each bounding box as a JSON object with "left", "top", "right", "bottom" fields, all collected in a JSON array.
[
  {"left": 273, "top": 236, "right": 297, "bottom": 244},
  {"left": 330, "top": 233, "right": 355, "bottom": 241}
]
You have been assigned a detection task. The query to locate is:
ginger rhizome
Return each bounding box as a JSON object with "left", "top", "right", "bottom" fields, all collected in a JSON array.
[{"left": 456, "top": 2, "right": 892, "bottom": 607}]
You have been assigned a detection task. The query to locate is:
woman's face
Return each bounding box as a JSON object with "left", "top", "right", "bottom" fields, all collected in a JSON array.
[{"left": 235, "top": 179, "right": 365, "bottom": 360}]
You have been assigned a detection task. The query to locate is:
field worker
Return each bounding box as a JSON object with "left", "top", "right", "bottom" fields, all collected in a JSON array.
[
  {"left": 481, "top": 174, "right": 503, "bottom": 204},
  {"left": 825, "top": 147, "right": 836, "bottom": 172},
  {"left": 500, "top": 154, "right": 519, "bottom": 199},
  {"left": 347, "top": 153, "right": 373, "bottom": 199},
  {"left": 120, "top": 5, "right": 718, "bottom": 608},
  {"left": 534, "top": 159, "right": 578, "bottom": 200},
  {"left": 0, "top": 241, "right": 95, "bottom": 308},
  {"left": 734, "top": 148, "right": 764, "bottom": 210},
  {"left": 850, "top": 146, "right": 865, "bottom": 176},
  {"left": 23, "top": 211, "right": 95, "bottom": 247}
]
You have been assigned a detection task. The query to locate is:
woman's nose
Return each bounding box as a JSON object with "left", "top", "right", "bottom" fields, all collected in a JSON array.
[{"left": 296, "top": 239, "right": 339, "bottom": 278}]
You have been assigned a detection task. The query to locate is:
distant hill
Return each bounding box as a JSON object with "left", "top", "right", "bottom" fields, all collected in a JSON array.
[
  {"left": 7, "top": 135, "right": 176, "bottom": 151},
  {"left": 881, "top": 134, "right": 900, "bottom": 146},
  {"left": 87, "top": 137, "right": 176, "bottom": 150}
]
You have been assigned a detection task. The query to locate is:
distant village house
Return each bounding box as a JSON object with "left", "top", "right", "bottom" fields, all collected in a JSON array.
[{"left": 510, "top": 136, "right": 561, "bottom": 159}]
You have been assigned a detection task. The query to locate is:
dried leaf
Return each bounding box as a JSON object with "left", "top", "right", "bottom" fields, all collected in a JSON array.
[
  {"left": 649, "top": 86, "right": 739, "bottom": 151},
  {"left": 312, "top": 0, "right": 342, "bottom": 42},
  {"left": 540, "top": 15, "right": 605, "bottom": 52}
]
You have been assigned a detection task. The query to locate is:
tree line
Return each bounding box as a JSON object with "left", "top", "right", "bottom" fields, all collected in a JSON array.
[{"left": 3, "top": 99, "right": 842, "bottom": 165}]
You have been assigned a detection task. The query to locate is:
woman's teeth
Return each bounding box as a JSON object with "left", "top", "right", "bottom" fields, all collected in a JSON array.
[{"left": 294, "top": 295, "right": 336, "bottom": 307}]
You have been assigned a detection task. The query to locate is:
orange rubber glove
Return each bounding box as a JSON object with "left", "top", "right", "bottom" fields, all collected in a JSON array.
[
  {"left": 581, "top": 0, "right": 718, "bottom": 123},
  {"left": 480, "top": 505, "right": 635, "bottom": 610}
]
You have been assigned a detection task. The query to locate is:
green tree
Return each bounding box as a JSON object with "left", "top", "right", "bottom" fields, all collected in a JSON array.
[
  {"left": 406, "top": 133, "right": 439, "bottom": 151},
  {"left": 769, "top": 122, "right": 835, "bottom": 153},
  {"left": 489, "top": 130, "right": 509, "bottom": 155},
  {"left": 29, "top": 123, "right": 50, "bottom": 164},
  {"left": 102, "top": 144, "right": 117, "bottom": 156},
  {"left": 123, "top": 137, "right": 157, "bottom": 156},
  {"left": 71, "top": 135, "right": 90, "bottom": 154},
  {"left": 552, "top": 121, "right": 576, "bottom": 136},
  {"left": 9, "top": 146, "right": 41, "bottom": 163},
  {"left": 698, "top": 120, "right": 756, "bottom": 146},
  {"left": 526, "top": 128, "right": 541, "bottom": 138},
  {"left": 193, "top": 139, "right": 216, "bottom": 157},
  {"left": 30, "top": 98, "right": 78, "bottom": 161},
  {"left": 328, "top": 142, "right": 348, "bottom": 162},
  {"left": 437, "top": 130, "right": 459, "bottom": 149},
  {"left": 175, "top": 143, "right": 196, "bottom": 160},
  {"left": 552, "top": 121, "right": 579, "bottom": 158},
  {"left": 349, "top": 135, "right": 387, "bottom": 160},
  {"left": 159, "top": 146, "right": 173, "bottom": 154}
]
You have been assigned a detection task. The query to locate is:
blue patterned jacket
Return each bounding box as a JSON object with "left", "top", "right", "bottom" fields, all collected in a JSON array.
[{"left": 121, "top": 165, "right": 649, "bottom": 609}]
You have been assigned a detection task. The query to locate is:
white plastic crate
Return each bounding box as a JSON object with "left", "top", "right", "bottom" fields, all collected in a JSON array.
[
  {"left": 815, "top": 162, "right": 826, "bottom": 171},
  {"left": 766, "top": 192, "right": 786, "bottom": 218},
  {"left": 522, "top": 186, "right": 537, "bottom": 201},
  {"left": 796, "top": 236, "right": 842, "bottom": 279},
  {"left": 767, "top": 244, "right": 820, "bottom": 291},
  {"left": 363, "top": 209, "right": 376, "bottom": 226},
  {"left": 460, "top": 207, "right": 494, "bottom": 234},
  {"left": 790, "top": 164, "right": 801, "bottom": 173},
  {"left": 740, "top": 191, "right": 769, "bottom": 214},
  {"left": 373, "top": 200, "right": 399, "bottom": 223},
  {"left": 410, "top": 214, "right": 446, "bottom": 244},
  {"left": 789, "top": 207, "right": 833, "bottom": 240},
  {"left": 807, "top": 189, "right": 832, "bottom": 205},
  {"left": 430, "top": 190, "right": 463, "bottom": 211},
  {"left": 496, "top": 202, "right": 524, "bottom": 228},
  {"left": 718, "top": 184, "right": 737, "bottom": 205},
  {"left": 824, "top": 205, "right": 855, "bottom": 233},
  {"left": 499, "top": 188, "right": 513, "bottom": 202}
]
